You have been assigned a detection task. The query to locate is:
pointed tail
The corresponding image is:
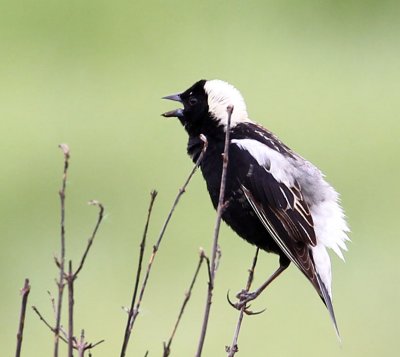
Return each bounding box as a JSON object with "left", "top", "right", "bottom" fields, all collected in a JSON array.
[{"left": 316, "top": 273, "right": 341, "bottom": 342}]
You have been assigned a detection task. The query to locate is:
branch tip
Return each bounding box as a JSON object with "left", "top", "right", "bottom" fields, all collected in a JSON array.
[
  {"left": 20, "top": 278, "right": 31, "bottom": 296},
  {"left": 226, "top": 104, "right": 234, "bottom": 114},
  {"left": 198, "top": 247, "right": 205, "bottom": 257},
  {"left": 58, "top": 143, "right": 70, "bottom": 158},
  {"left": 16, "top": 279, "right": 31, "bottom": 357},
  {"left": 88, "top": 200, "right": 104, "bottom": 210}
]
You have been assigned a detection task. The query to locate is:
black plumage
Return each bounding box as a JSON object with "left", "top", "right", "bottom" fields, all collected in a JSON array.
[{"left": 162, "top": 79, "right": 349, "bottom": 337}]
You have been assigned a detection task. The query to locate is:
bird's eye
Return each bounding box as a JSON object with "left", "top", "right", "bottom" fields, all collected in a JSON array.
[{"left": 188, "top": 96, "right": 198, "bottom": 106}]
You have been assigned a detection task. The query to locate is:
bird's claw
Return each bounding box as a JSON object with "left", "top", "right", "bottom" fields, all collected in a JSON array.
[
  {"left": 226, "top": 290, "right": 266, "bottom": 316},
  {"left": 235, "top": 289, "right": 257, "bottom": 302}
]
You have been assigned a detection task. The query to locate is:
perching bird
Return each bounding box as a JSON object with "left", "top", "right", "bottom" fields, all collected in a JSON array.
[{"left": 162, "top": 79, "right": 349, "bottom": 337}]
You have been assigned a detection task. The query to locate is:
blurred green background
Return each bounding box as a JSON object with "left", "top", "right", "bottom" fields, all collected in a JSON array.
[{"left": 1, "top": 0, "right": 399, "bottom": 356}]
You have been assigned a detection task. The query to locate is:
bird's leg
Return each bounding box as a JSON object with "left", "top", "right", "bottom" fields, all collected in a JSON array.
[{"left": 234, "top": 259, "right": 289, "bottom": 311}]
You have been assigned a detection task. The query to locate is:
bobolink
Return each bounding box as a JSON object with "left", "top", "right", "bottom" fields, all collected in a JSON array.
[{"left": 163, "top": 79, "right": 349, "bottom": 337}]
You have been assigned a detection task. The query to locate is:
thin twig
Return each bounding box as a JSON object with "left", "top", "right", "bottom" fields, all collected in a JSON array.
[
  {"left": 214, "top": 245, "right": 222, "bottom": 272},
  {"left": 163, "top": 249, "right": 209, "bottom": 357},
  {"left": 120, "top": 190, "right": 158, "bottom": 357},
  {"left": 196, "top": 105, "right": 234, "bottom": 357},
  {"left": 33, "top": 306, "right": 104, "bottom": 354},
  {"left": 67, "top": 261, "right": 74, "bottom": 357},
  {"left": 226, "top": 248, "right": 260, "bottom": 357},
  {"left": 32, "top": 306, "right": 69, "bottom": 344},
  {"left": 77, "top": 337, "right": 105, "bottom": 357},
  {"left": 48, "top": 291, "right": 57, "bottom": 319},
  {"left": 15, "top": 278, "right": 30, "bottom": 357},
  {"left": 74, "top": 201, "right": 105, "bottom": 277},
  {"left": 76, "top": 330, "right": 104, "bottom": 357},
  {"left": 77, "top": 330, "right": 85, "bottom": 357},
  {"left": 87, "top": 340, "right": 105, "bottom": 349},
  {"left": 34, "top": 146, "right": 104, "bottom": 356},
  {"left": 120, "top": 135, "right": 208, "bottom": 357},
  {"left": 67, "top": 201, "right": 104, "bottom": 356},
  {"left": 55, "top": 143, "right": 70, "bottom": 357}
]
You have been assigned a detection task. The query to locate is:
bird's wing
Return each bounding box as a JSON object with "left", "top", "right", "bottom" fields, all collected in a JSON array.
[
  {"left": 242, "top": 179, "right": 340, "bottom": 337},
  {"left": 240, "top": 178, "right": 320, "bottom": 291},
  {"left": 231, "top": 139, "right": 340, "bottom": 337},
  {"left": 230, "top": 140, "right": 320, "bottom": 290}
]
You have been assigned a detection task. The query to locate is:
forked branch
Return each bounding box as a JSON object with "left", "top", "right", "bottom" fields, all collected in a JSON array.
[
  {"left": 120, "top": 136, "right": 208, "bottom": 357},
  {"left": 33, "top": 145, "right": 105, "bottom": 357},
  {"left": 54, "top": 143, "right": 70, "bottom": 357},
  {"left": 66, "top": 200, "right": 104, "bottom": 357}
]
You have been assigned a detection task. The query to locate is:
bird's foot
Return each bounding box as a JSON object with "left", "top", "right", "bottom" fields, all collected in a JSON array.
[
  {"left": 227, "top": 290, "right": 266, "bottom": 316},
  {"left": 235, "top": 289, "right": 258, "bottom": 308}
]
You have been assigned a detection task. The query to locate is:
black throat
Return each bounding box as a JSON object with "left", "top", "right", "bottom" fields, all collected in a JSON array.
[{"left": 186, "top": 118, "right": 226, "bottom": 163}]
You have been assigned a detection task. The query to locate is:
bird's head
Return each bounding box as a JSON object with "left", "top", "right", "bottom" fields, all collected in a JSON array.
[{"left": 162, "top": 79, "right": 250, "bottom": 136}]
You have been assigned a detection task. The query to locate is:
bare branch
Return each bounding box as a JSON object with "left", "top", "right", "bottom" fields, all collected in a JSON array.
[
  {"left": 120, "top": 190, "right": 158, "bottom": 357},
  {"left": 196, "top": 105, "right": 234, "bottom": 357},
  {"left": 215, "top": 245, "right": 222, "bottom": 272},
  {"left": 60, "top": 200, "right": 104, "bottom": 357},
  {"left": 74, "top": 201, "right": 104, "bottom": 277},
  {"left": 67, "top": 261, "right": 74, "bottom": 357},
  {"left": 203, "top": 254, "right": 212, "bottom": 283},
  {"left": 120, "top": 136, "right": 208, "bottom": 357},
  {"left": 32, "top": 306, "right": 69, "bottom": 344},
  {"left": 15, "top": 278, "right": 30, "bottom": 357},
  {"left": 153, "top": 134, "right": 208, "bottom": 255},
  {"left": 226, "top": 248, "right": 260, "bottom": 357},
  {"left": 33, "top": 146, "right": 104, "bottom": 357},
  {"left": 33, "top": 306, "right": 104, "bottom": 355},
  {"left": 163, "top": 249, "right": 209, "bottom": 357},
  {"left": 55, "top": 143, "right": 70, "bottom": 357},
  {"left": 87, "top": 339, "right": 105, "bottom": 349},
  {"left": 76, "top": 330, "right": 103, "bottom": 357},
  {"left": 47, "top": 290, "right": 57, "bottom": 319},
  {"left": 77, "top": 330, "right": 88, "bottom": 357}
]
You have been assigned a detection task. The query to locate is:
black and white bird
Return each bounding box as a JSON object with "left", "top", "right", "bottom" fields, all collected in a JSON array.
[{"left": 162, "top": 79, "right": 349, "bottom": 337}]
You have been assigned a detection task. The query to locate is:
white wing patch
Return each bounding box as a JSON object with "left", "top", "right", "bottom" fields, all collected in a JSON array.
[
  {"left": 231, "top": 139, "right": 296, "bottom": 187},
  {"left": 232, "top": 138, "right": 350, "bottom": 298}
]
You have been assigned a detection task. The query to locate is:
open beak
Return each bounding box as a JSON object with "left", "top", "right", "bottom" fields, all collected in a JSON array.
[{"left": 162, "top": 93, "right": 184, "bottom": 118}]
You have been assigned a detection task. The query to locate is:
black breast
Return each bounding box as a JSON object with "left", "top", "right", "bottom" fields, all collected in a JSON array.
[{"left": 188, "top": 135, "right": 282, "bottom": 255}]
